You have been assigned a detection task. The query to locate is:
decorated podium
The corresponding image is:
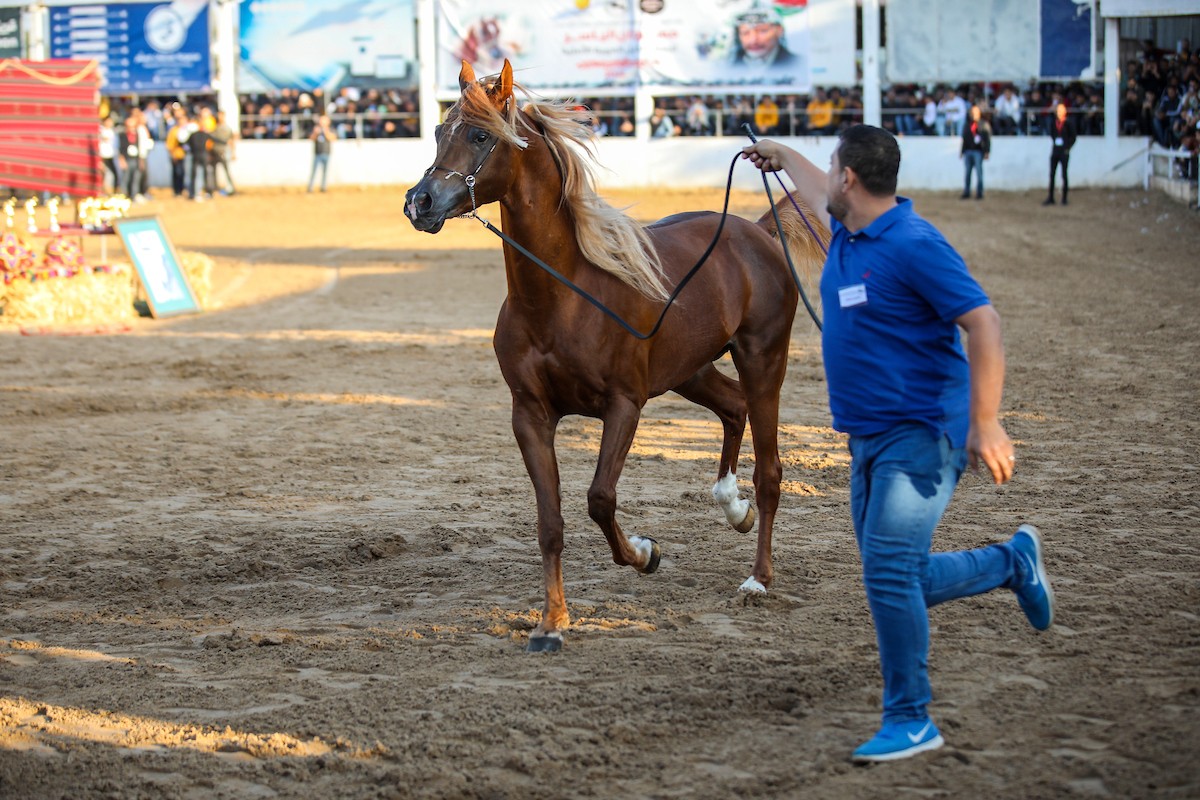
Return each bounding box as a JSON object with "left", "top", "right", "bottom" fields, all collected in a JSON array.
[{"left": 0, "top": 59, "right": 209, "bottom": 329}]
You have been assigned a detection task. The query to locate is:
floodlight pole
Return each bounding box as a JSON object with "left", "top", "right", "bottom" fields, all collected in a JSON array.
[
  {"left": 417, "top": 0, "right": 440, "bottom": 141},
  {"left": 213, "top": 0, "right": 238, "bottom": 131},
  {"left": 862, "top": 0, "right": 881, "bottom": 128}
]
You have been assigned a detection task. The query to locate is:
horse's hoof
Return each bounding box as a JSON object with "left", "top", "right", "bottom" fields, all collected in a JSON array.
[
  {"left": 738, "top": 575, "right": 767, "bottom": 594},
  {"left": 734, "top": 505, "right": 756, "bottom": 533},
  {"left": 638, "top": 537, "right": 667, "bottom": 575},
  {"left": 526, "top": 632, "right": 563, "bottom": 653}
]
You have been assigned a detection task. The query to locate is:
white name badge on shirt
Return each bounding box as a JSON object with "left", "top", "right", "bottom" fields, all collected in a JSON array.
[{"left": 838, "top": 283, "right": 868, "bottom": 308}]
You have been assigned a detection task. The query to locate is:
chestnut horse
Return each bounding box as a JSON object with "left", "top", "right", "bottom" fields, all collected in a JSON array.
[{"left": 405, "top": 60, "right": 827, "bottom": 652}]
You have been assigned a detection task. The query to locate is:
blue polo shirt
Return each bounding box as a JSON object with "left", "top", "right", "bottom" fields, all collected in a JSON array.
[{"left": 819, "top": 197, "right": 989, "bottom": 448}]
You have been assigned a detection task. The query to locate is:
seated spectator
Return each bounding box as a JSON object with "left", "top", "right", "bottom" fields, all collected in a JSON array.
[
  {"left": 1082, "top": 91, "right": 1103, "bottom": 135},
  {"left": 685, "top": 96, "right": 711, "bottom": 136},
  {"left": 754, "top": 95, "right": 780, "bottom": 136},
  {"left": 938, "top": 87, "right": 967, "bottom": 136},
  {"left": 806, "top": 88, "right": 835, "bottom": 135},
  {"left": 1121, "top": 88, "right": 1145, "bottom": 135},
  {"left": 994, "top": 86, "right": 1022, "bottom": 135},
  {"left": 650, "top": 106, "right": 676, "bottom": 138},
  {"left": 1155, "top": 84, "right": 1183, "bottom": 146},
  {"left": 920, "top": 91, "right": 937, "bottom": 135}
]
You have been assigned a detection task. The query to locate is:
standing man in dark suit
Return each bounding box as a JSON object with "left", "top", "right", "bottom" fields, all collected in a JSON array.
[
  {"left": 960, "top": 104, "right": 991, "bottom": 200},
  {"left": 1044, "top": 102, "right": 1077, "bottom": 206}
]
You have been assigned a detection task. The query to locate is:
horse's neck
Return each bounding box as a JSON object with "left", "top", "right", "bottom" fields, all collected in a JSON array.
[{"left": 498, "top": 144, "right": 586, "bottom": 300}]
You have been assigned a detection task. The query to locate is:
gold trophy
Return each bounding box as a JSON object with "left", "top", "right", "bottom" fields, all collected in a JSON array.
[
  {"left": 47, "top": 198, "right": 60, "bottom": 233},
  {"left": 24, "top": 197, "right": 37, "bottom": 233},
  {"left": 2, "top": 198, "right": 14, "bottom": 230}
]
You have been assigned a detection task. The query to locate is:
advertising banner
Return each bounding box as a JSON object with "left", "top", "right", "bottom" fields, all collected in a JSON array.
[
  {"left": 0, "top": 8, "right": 21, "bottom": 59},
  {"left": 238, "top": 0, "right": 418, "bottom": 94},
  {"left": 437, "top": 0, "right": 639, "bottom": 90},
  {"left": 887, "top": 0, "right": 1094, "bottom": 83},
  {"left": 436, "top": 0, "right": 856, "bottom": 94},
  {"left": 48, "top": 1, "right": 211, "bottom": 95}
]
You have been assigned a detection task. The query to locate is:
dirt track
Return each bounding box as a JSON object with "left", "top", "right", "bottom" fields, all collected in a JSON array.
[{"left": 1, "top": 184, "right": 1198, "bottom": 799}]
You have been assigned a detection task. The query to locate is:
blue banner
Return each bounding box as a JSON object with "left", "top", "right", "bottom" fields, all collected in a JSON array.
[
  {"left": 48, "top": 2, "right": 211, "bottom": 95},
  {"left": 238, "top": 0, "right": 418, "bottom": 94},
  {"left": 1040, "top": 0, "right": 1091, "bottom": 79}
]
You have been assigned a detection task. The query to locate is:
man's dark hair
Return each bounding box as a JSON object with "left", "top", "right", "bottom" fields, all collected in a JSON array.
[{"left": 837, "top": 124, "right": 900, "bottom": 197}]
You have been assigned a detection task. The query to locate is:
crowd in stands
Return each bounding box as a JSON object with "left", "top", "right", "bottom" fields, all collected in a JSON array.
[
  {"left": 238, "top": 87, "right": 421, "bottom": 140},
  {"left": 87, "top": 37, "right": 1200, "bottom": 195},
  {"left": 620, "top": 81, "right": 1113, "bottom": 141},
  {"left": 1118, "top": 38, "right": 1199, "bottom": 176}
]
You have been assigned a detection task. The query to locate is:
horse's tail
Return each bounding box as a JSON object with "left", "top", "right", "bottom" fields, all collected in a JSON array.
[{"left": 755, "top": 195, "right": 829, "bottom": 310}]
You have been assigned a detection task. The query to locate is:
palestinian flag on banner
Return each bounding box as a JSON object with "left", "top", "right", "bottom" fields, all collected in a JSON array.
[
  {"left": 0, "top": 59, "right": 103, "bottom": 197},
  {"left": 773, "top": 0, "right": 808, "bottom": 15}
]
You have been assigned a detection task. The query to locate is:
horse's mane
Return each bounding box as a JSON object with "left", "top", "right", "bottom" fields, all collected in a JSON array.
[{"left": 446, "top": 80, "right": 669, "bottom": 300}]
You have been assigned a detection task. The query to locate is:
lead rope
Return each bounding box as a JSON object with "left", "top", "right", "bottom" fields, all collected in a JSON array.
[
  {"left": 742, "top": 125, "right": 825, "bottom": 330},
  {"left": 458, "top": 143, "right": 823, "bottom": 339}
]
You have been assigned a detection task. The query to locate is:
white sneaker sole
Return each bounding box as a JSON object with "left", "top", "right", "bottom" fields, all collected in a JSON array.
[{"left": 852, "top": 734, "right": 945, "bottom": 763}]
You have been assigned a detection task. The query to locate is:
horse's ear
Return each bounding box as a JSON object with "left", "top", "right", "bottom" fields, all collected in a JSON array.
[
  {"left": 489, "top": 59, "right": 514, "bottom": 109},
  {"left": 458, "top": 61, "right": 476, "bottom": 92}
]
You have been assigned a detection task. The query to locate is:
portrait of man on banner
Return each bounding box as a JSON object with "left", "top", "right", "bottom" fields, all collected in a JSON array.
[
  {"left": 679, "top": 0, "right": 811, "bottom": 89},
  {"left": 729, "top": 1, "right": 798, "bottom": 68}
]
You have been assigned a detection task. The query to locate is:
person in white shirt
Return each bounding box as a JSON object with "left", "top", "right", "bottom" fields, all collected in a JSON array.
[
  {"left": 134, "top": 108, "right": 155, "bottom": 201},
  {"left": 98, "top": 116, "right": 118, "bottom": 193},
  {"left": 938, "top": 88, "right": 967, "bottom": 137},
  {"left": 994, "top": 86, "right": 1023, "bottom": 135},
  {"left": 922, "top": 94, "right": 938, "bottom": 135}
]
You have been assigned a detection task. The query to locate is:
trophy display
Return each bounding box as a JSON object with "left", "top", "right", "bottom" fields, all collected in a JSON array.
[
  {"left": 24, "top": 197, "right": 37, "bottom": 233},
  {"left": 47, "top": 198, "right": 61, "bottom": 233}
]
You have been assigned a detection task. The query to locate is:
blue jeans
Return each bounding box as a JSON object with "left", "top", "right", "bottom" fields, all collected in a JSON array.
[
  {"left": 308, "top": 152, "right": 330, "bottom": 192},
  {"left": 849, "top": 423, "right": 1017, "bottom": 725},
  {"left": 963, "top": 150, "right": 984, "bottom": 197}
]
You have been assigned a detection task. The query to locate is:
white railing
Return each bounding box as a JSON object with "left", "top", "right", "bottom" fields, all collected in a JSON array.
[{"left": 1146, "top": 143, "right": 1198, "bottom": 209}]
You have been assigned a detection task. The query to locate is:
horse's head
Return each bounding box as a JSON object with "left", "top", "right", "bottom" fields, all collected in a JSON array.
[{"left": 405, "top": 59, "right": 521, "bottom": 234}]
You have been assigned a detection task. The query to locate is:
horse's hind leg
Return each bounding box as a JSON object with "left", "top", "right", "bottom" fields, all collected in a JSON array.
[
  {"left": 588, "top": 398, "right": 661, "bottom": 576},
  {"left": 672, "top": 363, "right": 755, "bottom": 533}
]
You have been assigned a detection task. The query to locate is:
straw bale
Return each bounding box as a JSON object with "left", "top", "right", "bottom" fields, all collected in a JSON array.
[
  {"left": 0, "top": 245, "right": 212, "bottom": 326},
  {"left": 179, "top": 250, "right": 213, "bottom": 308},
  {"left": 0, "top": 267, "right": 138, "bottom": 326}
]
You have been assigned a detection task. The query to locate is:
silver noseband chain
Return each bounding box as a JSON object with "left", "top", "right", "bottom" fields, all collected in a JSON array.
[{"left": 423, "top": 142, "right": 497, "bottom": 220}]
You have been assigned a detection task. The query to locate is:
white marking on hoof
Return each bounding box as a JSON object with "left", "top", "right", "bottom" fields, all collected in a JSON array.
[
  {"left": 629, "top": 535, "right": 654, "bottom": 563},
  {"left": 712, "top": 472, "right": 750, "bottom": 528},
  {"left": 738, "top": 576, "right": 767, "bottom": 594}
]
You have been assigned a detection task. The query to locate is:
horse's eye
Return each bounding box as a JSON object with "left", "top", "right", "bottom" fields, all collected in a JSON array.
[
  {"left": 471, "top": 129, "right": 490, "bottom": 144},
  {"left": 433, "top": 124, "right": 444, "bottom": 141}
]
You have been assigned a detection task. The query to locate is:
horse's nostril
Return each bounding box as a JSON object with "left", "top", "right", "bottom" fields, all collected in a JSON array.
[{"left": 416, "top": 192, "right": 433, "bottom": 212}]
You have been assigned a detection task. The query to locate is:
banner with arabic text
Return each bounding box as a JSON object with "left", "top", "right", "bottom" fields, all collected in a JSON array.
[{"left": 436, "top": 0, "right": 856, "bottom": 93}]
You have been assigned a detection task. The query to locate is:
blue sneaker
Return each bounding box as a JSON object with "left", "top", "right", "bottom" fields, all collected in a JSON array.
[
  {"left": 852, "top": 719, "right": 944, "bottom": 763},
  {"left": 1010, "top": 524, "right": 1054, "bottom": 631}
]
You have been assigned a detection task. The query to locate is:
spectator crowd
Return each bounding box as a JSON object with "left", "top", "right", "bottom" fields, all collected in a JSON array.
[{"left": 77, "top": 36, "right": 1200, "bottom": 203}]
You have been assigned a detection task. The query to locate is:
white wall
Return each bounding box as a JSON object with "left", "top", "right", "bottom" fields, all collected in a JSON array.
[{"left": 216, "top": 135, "right": 1149, "bottom": 194}]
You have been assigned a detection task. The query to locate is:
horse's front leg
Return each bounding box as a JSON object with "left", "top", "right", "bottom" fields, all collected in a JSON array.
[
  {"left": 731, "top": 346, "right": 789, "bottom": 595},
  {"left": 588, "top": 398, "right": 661, "bottom": 575},
  {"left": 511, "top": 401, "right": 568, "bottom": 653}
]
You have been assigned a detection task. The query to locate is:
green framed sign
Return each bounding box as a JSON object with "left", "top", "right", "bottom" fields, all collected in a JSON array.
[{"left": 114, "top": 216, "right": 201, "bottom": 318}]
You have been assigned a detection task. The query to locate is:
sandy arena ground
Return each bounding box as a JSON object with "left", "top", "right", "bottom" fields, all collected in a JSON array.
[{"left": 0, "top": 180, "right": 1197, "bottom": 799}]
